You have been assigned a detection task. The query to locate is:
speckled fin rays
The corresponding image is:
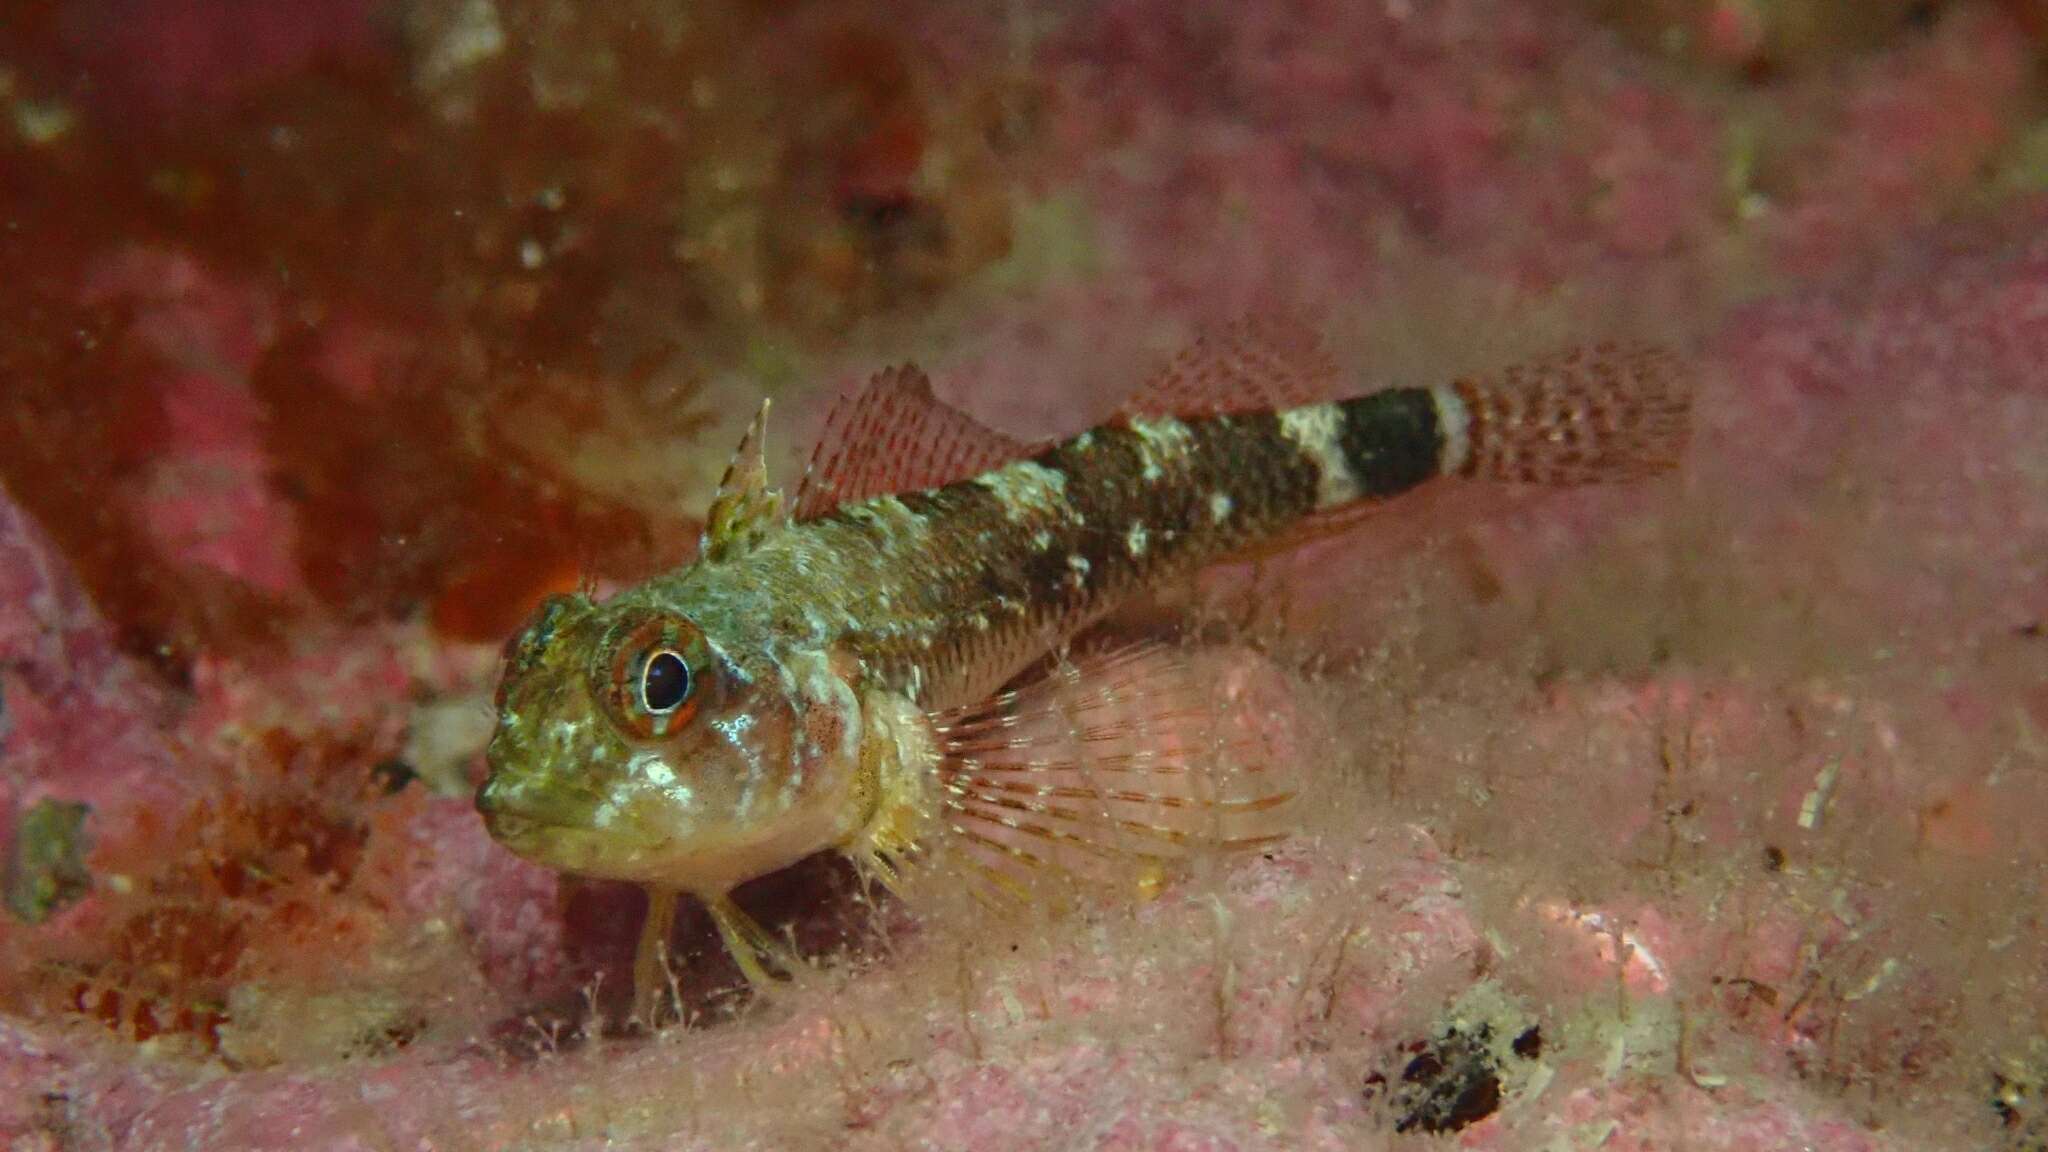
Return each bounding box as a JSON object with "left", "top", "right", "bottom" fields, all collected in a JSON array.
[
  {"left": 791, "top": 317, "right": 1344, "bottom": 523},
  {"left": 794, "top": 363, "right": 1027, "bottom": 518},
  {"left": 1119, "top": 313, "right": 1343, "bottom": 418},
  {"left": 699, "top": 399, "right": 783, "bottom": 561},
  {"left": 700, "top": 357, "right": 1030, "bottom": 561},
  {"left": 926, "top": 641, "right": 1301, "bottom": 906}
]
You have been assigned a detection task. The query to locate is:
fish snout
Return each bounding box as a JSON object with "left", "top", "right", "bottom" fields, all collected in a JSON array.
[
  {"left": 473, "top": 773, "right": 541, "bottom": 842},
  {"left": 474, "top": 772, "right": 513, "bottom": 818},
  {"left": 475, "top": 765, "right": 595, "bottom": 834}
]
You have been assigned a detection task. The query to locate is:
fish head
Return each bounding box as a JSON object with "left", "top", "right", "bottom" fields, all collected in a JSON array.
[{"left": 477, "top": 591, "right": 865, "bottom": 894}]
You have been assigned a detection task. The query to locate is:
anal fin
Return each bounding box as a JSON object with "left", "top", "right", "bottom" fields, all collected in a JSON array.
[{"left": 927, "top": 642, "right": 1304, "bottom": 904}]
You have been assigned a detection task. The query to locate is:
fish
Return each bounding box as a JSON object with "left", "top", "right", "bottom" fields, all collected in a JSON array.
[{"left": 474, "top": 320, "right": 1691, "bottom": 1014}]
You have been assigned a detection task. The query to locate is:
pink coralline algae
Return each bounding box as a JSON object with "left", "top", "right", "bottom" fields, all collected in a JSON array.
[
  {"left": 0, "top": 486, "right": 183, "bottom": 881},
  {"left": 4, "top": 1, "right": 2048, "bottom": 1150},
  {"left": 78, "top": 248, "right": 306, "bottom": 601}
]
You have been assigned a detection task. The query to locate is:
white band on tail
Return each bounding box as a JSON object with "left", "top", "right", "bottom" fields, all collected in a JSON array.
[{"left": 1430, "top": 385, "right": 1473, "bottom": 476}]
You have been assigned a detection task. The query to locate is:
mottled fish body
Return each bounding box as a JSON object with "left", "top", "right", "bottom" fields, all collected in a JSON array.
[{"left": 476, "top": 326, "right": 1689, "bottom": 1007}]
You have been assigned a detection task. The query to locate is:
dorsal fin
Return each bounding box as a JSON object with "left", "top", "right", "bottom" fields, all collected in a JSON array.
[
  {"left": 701, "top": 400, "right": 785, "bottom": 559},
  {"left": 1121, "top": 315, "right": 1343, "bottom": 420},
  {"left": 793, "top": 364, "right": 1028, "bottom": 520}
]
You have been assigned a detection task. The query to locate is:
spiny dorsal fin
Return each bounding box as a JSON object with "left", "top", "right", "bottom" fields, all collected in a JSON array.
[
  {"left": 922, "top": 642, "right": 1302, "bottom": 905},
  {"left": 793, "top": 364, "right": 1028, "bottom": 520},
  {"left": 1121, "top": 314, "right": 1342, "bottom": 420},
  {"left": 702, "top": 399, "right": 785, "bottom": 560}
]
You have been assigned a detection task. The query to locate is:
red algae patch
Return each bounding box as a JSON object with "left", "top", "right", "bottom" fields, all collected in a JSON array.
[
  {"left": 7, "top": 729, "right": 425, "bottom": 1061},
  {"left": 0, "top": 0, "right": 1037, "bottom": 661}
]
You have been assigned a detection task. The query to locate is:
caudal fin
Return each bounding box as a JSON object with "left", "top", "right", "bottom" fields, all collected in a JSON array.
[{"left": 1438, "top": 344, "right": 1692, "bottom": 485}]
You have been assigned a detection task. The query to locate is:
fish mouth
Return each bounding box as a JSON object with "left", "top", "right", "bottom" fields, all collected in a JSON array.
[
  {"left": 477, "top": 807, "right": 546, "bottom": 841},
  {"left": 476, "top": 778, "right": 588, "bottom": 852},
  {"left": 476, "top": 806, "right": 572, "bottom": 861},
  {"left": 476, "top": 784, "right": 664, "bottom": 879},
  {"left": 478, "top": 807, "right": 624, "bottom": 874}
]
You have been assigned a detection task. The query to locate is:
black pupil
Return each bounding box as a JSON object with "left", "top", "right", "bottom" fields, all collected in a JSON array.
[{"left": 641, "top": 651, "right": 690, "bottom": 713}]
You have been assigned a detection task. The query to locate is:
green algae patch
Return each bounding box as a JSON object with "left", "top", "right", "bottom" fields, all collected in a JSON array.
[{"left": 6, "top": 798, "right": 92, "bottom": 924}]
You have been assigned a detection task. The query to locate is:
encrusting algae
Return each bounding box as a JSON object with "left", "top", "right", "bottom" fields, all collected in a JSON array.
[{"left": 475, "top": 320, "right": 1692, "bottom": 1017}]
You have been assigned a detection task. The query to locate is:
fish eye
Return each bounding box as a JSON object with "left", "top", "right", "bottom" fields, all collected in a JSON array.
[
  {"left": 640, "top": 649, "right": 691, "bottom": 714},
  {"left": 595, "top": 612, "right": 706, "bottom": 739}
]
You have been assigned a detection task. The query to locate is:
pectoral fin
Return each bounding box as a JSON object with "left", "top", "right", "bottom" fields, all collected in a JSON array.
[{"left": 927, "top": 642, "right": 1303, "bottom": 904}]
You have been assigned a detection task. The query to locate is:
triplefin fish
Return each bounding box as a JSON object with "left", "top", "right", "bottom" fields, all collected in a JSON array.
[{"left": 475, "top": 320, "right": 1692, "bottom": 1012}]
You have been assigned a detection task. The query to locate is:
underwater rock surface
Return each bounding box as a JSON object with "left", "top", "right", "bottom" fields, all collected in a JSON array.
[{"left": 3, "top": 1, "right": 2045, "bottom": 1150}]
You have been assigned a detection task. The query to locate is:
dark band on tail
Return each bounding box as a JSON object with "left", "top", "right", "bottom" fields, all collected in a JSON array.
[{"left": 1336, "top": 389, "right": 1443, "bottom": 499}]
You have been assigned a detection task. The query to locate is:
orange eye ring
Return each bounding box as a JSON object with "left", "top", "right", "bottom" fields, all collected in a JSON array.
[{"left": 596, "top": 614, "right": 704, "bottom": 740}]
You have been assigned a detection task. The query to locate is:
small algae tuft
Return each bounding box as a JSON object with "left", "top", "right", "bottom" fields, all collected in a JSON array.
[{"left": 5, "top": 799, "right": 92, "bottom": 924}]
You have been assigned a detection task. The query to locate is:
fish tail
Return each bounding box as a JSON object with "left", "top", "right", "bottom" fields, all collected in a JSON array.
[
  {"left": 1432, "top": 343, "right": 1692, "bottom": 486},
  {"left": 1280, "top": 343, "right": 1692, "bottom": 513}
]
